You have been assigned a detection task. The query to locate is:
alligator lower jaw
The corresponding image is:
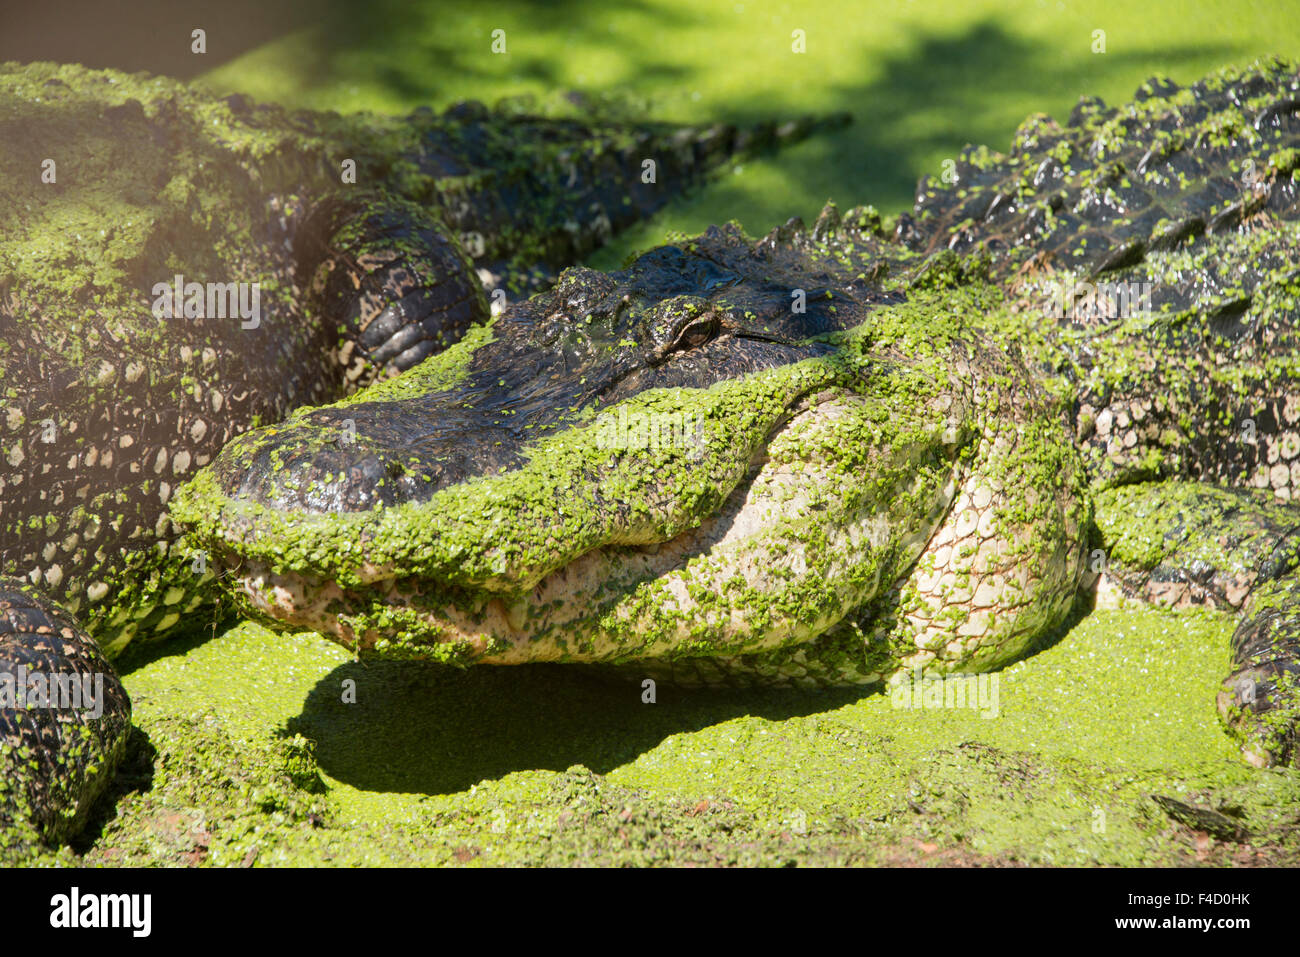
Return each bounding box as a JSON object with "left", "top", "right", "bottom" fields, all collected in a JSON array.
[
  {"left": 230, "top": 521, "right": 879, "bottom": 667},
  {"left": 227, "top": 487, "right": 850, "bottom": 665}
]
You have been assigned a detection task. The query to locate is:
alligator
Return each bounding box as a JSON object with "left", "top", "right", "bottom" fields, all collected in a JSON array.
[
  {"left": 0, "top": 60, "right": 838, "bottom": 849},
  {"left": 6, "top": 57, "right": 1300, "bottom": 856}
]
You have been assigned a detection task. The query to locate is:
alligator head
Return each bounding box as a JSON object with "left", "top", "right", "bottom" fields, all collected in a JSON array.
[{"left": 173, "top": 224, "right": 1090, "bottom": 686}]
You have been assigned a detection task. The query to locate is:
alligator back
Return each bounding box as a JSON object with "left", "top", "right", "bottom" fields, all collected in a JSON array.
[{"left": 0, "top": 62, "right": 818, "bottom": 652}]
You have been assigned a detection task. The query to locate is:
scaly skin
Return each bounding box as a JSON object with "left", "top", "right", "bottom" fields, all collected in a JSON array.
[
  {"left": 176, "top": 266, "right": 1091, "bottom": 687},
  {"left": 0, "top": 60, "right": 838, "bottom": 847}
]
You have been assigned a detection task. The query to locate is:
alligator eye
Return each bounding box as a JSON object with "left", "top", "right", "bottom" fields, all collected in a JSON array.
[{"left": 675, "top": 316, "right": 720, "bottom": 350}]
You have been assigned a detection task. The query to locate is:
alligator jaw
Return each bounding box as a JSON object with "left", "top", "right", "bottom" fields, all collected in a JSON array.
[{"left": 222, "top": 393, "right": 965, "bottom": 668}]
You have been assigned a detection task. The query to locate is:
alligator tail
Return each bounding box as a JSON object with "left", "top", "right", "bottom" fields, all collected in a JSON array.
[
  {"left": 736, "top": 109, "right": 853, "bottom": 156},
  {"left": 433, "top": 105, "right": 851, "bottom": 294}
]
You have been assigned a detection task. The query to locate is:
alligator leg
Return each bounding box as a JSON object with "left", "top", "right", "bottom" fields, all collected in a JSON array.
[
  {"left": 296, "top": 192, "right": 490, "bottom": 384},
  {"left": 861, "top": 389, "right": 1090, "bottom": 681},
  {"left": 1224, "top": 580, "right": 1300, "bottom": 767},
  {"left": 0, "top": 578, "right": 131, "bottom": 857},
  {"left": 1092, "top": 481, "right": 1300, "bottom": 768}
]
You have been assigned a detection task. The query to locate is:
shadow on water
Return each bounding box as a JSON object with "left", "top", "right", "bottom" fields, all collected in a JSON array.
[
  {"left": 0, "top": 0, "right": 684, "bottom": 84},
  {"left": 220, "top": 9, "right": 1242, "bottom": 259},
  {"left": 241, "top": 0, "right": 694, "bottom": 99},
  {"left": 285, "top": 577, "right": 1102, "bottom": 799},
  {"left": 71, "top": 725, "right": 158, "bottom": 854},
  {"left": 700, "top": 20, "right": 1244, "bottom": 227},
  {"left": 260, "top": 10, "right": 1242, "bottom": 224},
  {"left": 286, "top": 659, "right": 870, "bottom": 796},
  {"left": 0, "top": 0, "right": 322, "bottom": 76}
]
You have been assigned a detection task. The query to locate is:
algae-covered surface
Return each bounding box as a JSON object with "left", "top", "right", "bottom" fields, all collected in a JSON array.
[
  {"left": 51, "top": 601, "right": 1295, "bottom": 866},
  {"left": 22, "top": 2, "right": 1300, "bottom": 864}
]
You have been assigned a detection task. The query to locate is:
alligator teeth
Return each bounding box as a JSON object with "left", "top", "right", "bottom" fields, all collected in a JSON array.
[{"left": 504, "top": 596, "right": 529, "bottom": 633}]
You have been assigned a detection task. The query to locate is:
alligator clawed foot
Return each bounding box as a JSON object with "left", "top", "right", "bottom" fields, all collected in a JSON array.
[
  {"left": 1220, "top": 593, "right": 1300, "bottom": 768},
  {"left": 300, "top": 194, "right": 490, "bottom": 383},
  {"left": 1093, "top": 482, "right": 1300, "bottom": 769}
]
